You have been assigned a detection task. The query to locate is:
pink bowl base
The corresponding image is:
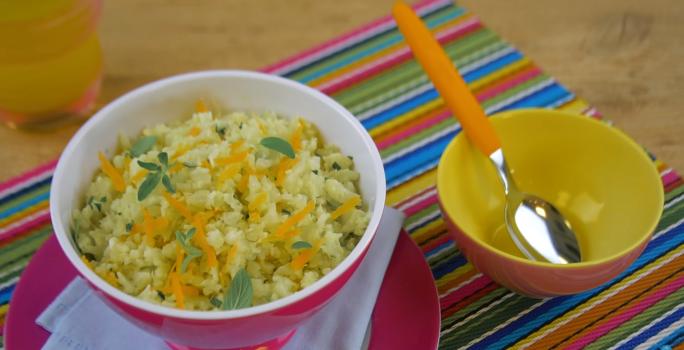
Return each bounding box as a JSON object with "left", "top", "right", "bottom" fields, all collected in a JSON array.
[{"left": 165, "top": 329, "right": 296, "bottom": 350}]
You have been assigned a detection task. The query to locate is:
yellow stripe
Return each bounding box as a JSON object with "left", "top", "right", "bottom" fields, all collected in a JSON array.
[
  {"left": 436, "top": 263, "right": 475, "bottom": 288},
  {"left": 469, "top": 58, "right": 532, "bottom": 92},
  {"left": 0, "top": 303, "right": 9, "bottom": 317},
  {"left": 557, "top": 98, "right": 590, "bottom": 115},
  {"left": 510, "top": 244, "right": 684, "bottom": 349},
  {"left": 386, "top": 168, "right": 437, "bottom": 206},
  {"left": 411, "top": 218, "right": 445, "bottom": 243},
  {"left": 370, "top": 99, "right": 443, "bottom": 138},
  {"left": 0, "top": 199, "right": 48, "bottom": 227}
]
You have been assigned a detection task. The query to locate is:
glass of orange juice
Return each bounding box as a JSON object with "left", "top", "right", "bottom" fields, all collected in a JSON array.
[{"left": 0, "top": 0, "right": 103, "bottom": 129}]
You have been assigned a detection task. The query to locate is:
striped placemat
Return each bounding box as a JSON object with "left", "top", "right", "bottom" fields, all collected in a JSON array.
[{"left": 2, "top": 0, "right": 683, "bottom": 348}]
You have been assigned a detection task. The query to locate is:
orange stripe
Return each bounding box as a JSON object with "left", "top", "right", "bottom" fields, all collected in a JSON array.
[
  {"left": 372, "top": 106, "right": 449, "bottom": 145},
  {"left": 528, "top": 254, "right": 684, "bottom": 348}
]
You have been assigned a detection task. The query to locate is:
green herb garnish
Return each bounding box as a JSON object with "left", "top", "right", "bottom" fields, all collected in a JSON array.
[
  {"left": 210, "top": 297, "right": 223, "bottom": 308},
  {"left": 332, "top": 162, "right": 341, "bottom": 170},
  {"left": 291, "top": 241, "right": 312, "bottom": 250},
  {"left": 312, "top": 170, "right": 319, "bottom": 175},
  {"left": 215, "top": 125, "right": 226, "bottom": 139},
  {"left": 182, "top": 161, "right": 197, "bottom": 168},
  {"left": 87, "top": 196, "right": 107, "bottom": 212},
  {"left": 282, "top": 209, "right": 291, "bottom": 215},
  {"left": 125, "top": 222, "right": 133, "bottom": 232},
  {"left": 175, "top": 228, "right": 203, "bottom": 273},
  {"left": 260, "top": 137, "right": 295, "bottom": 159},
  {"left": 83, "top": 252, "right": 96, "bottom": 261},
  {"left": 157, "top": 291, "right": 166, "bottom": 301},
  {"left": 130, "top": 136, "right": 157, "bottom": 158},
  {"left": 137, "top": 152, "right": 174, "bottom": 201},
  {"left": 222, "top": 268, "right": 253, "bottom": 310}
]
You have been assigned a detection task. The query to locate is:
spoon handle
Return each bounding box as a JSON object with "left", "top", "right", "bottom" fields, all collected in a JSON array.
[{"left": 393, "top": 2, "right": 501, "bottom": 156}]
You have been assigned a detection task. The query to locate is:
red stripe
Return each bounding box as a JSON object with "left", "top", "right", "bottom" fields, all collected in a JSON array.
[
  {"left": 440, "top": 274, "right": 493, "bottom": 309},
  {"left": 377, "top": 109, "right": 452, "bottom": 150},
  {"left": 321, "top": 19, "right": 483, "bottom": 95},
  {"left": 395, "top": 186, "right": 437, "bottom": 210},
  {"left": 422, "top": 234, "right": 452, "bottom": 253},
  {"left": 261, "top": 0, "right": 448, "bottom": 74},
  {"left": 474, "top": 66, "right": 542, "bottom": 101},
  {"left": 0, "top": 160, "right": 56, "bottom": 195},
  {"left": 0, "top": 211, "right": 51, "bottom": 242},
  {"left": 403, "top": 193, "right": 439, "bottom": 217},
  {"left": 442, "top": 282, "right": 499, "bottom": 318}
]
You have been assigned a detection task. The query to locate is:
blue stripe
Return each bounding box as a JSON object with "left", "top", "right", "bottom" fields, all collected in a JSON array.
[
  {"left": 0, "top": 176, "right": 51, "bottom": 207},
  {"left": 0, "top": 191, "right": 49, "bottom": 220},
  {"left": 296, "top": 7, "right": 466, "bottom": 84},
  {"left": 460, "top": 51, "right": 523, "bottom": 83},
  {"left": 363, "top": 89, "right": 440, "bottom": 130},
  {"left": 468, "top": 222, "right": 684, "bottom": 350},
  {"left": 432, "top": 254, "right": 469, "bottom": 279},
  {"left": 497, "top": 83, "right": 572, "bottom": 112},
  {"left": 426, "top": 241, "right": 454, "bottom": 258},
  {"left": 385, "top": 132, "right": 454, "bottom": 184},
  {"left": 0, "top": 284, "right": 16, "bottom": 304},
  {"left": 617, "top": 305, "right": 684, "bottom": 350}
]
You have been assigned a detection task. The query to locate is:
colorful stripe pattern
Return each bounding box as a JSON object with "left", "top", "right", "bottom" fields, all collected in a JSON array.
[{"left": 1, "top": 1, "right": 683, "bottom": 348}]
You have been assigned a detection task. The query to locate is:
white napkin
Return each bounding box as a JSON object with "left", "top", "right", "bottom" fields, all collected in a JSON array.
[{"left": 37, "top": 207, "right": 405, "bottom": 350}]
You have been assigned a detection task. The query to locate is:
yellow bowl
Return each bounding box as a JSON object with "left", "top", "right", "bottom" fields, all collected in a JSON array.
[{"left": 437, "top": 109, "right": 663, "bottom": 297}]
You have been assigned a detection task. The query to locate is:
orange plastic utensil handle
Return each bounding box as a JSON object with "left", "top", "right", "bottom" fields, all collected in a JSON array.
[{"left": 393, "top": 2, "right": 501, "bottom": 156}]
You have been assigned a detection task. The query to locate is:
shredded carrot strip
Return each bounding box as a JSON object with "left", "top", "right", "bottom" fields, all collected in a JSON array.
[
  {"left": 290, "top": 122, "right": 303, "bottom": 152},
  {"left": 215, "top": 150, "right": 249, "bottom": 166},
  {"left": 274, "top": 201, "right": 315, "bottom": 237},
  {"left": 169, "top": 162, "right": 184, "bottom": 174},
  {"left": 201, "top": 160, "right": 212, "bottom": 169},
  {"left": 104, "top": 271, "right": 119, "bottom": 286},
  {"left": 163, "top": 193, "right": 193, "bottom": 220},
  {"left": 128, "top": 223, "right": 142, "bottom": 235},
  {"left": 230, "top": 139, "right": 245, "bottom": 152},
  {"left": 218, "top": 164, "right": 241, "bottom": 182},
  {"left": 131, "top": 169, "right": 148, "bottom": 184},
  {"left": 81, "top": 256, "right": 94, "bottom": 270},
  {"left": 195, "top": 99, "right": 208, "bottom": 113},
  {"left": 330, "top": 196, "right": 361, "bottom": 220},
  {"left": 188, "top": 126, "right": 201, "bottom": 136},
  {"left": 171, "top": 144, "right": 192, "bottom": 160},
  {"left": 192, "top": 214, "right": 218, "bottom": 268},
  {"left": 175, "top": 244, "right": 184, "bottom": 273},
  {"left": 183, "top": 285, "right": 200, "bottom": 297},
  {"left": 276, "top": 158, "right": 299, "bottom": 187},
  {"left": 142, "top": 208, "right": 155, "bottom": 246},
  {"left": 170, "top": 272, "right": 185, "bottom": 309},
  {"left": 98, "top": 152, "right": 125, "bottom": 192},
  {"left": 249, "top": 192, "right": 268, "bottom": 212},
  {"left": 227, "top": 244, "right": 239, "bottom": 264},
  {"left": 291, "top": 239, "right": 323, "bottom": 270}
]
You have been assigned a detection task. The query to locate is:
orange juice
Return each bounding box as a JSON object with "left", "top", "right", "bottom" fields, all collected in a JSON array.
[{"left": 0, "top": 0, "right": 102, "bottom": 128}]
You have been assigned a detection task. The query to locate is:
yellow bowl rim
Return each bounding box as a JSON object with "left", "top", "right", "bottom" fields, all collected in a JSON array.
[{"left": 437, "top": 108, "right": 665, "bottom": 269}]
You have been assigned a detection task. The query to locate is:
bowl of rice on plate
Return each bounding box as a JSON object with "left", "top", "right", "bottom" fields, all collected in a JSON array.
[{"left": 50, "top": 70, "right": 385, "bottom": 350}]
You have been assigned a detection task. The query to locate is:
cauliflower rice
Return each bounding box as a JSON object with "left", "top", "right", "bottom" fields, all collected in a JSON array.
[{"left": 72, "top": 105, "right": 369, "bottom": 311}]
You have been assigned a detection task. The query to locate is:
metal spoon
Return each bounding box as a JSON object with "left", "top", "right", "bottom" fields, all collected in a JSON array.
[{"left": 393, "top": 2, "right": 581, "bottom": 264}]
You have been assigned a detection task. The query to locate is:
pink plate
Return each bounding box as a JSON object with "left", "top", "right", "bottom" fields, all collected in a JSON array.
[{"left": 4, "top": 231, "right": 440, "bottom": 349}]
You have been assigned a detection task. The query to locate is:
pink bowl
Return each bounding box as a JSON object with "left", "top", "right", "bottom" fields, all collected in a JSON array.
[{"left": 49, "top": 71, "right": 386, "bottom": 349}]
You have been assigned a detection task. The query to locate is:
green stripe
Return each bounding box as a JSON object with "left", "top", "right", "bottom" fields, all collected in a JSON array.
[
  {"left": 657, "top": 196, "right": 684, "bottom": 231},
  {"left": 287, "top": 5, "right": 462, "bottom": 81},
  {"left": 0, "top": 252, "right": 33, "bottom": 282},
  {"left": 427, "top": 245, "right": 458, "bottom": 264},
  {"left": 403, "top": 202, "right": 441, "bottom": 228},
  {"left": 665, "top": 183, "right": 684, "bottom": 202},
  {"left": 0, "top": 227, "right": 51, "bottom": 267},
  {"left": 0, "top": 182, "right": 50, "bottom": 215},
  {"left": 334, "top": 29, "right": 503, "bottom": 110},
  {"left": 585, "top": 287, "right": 684, "bottom": 349},
  {"left": 0, "top": 262, "right": 24, "bottom": 287},
  {"left": 440, "top": 287, "right": 510, "bottom": 333},
  {"left": 440, "top": 294, "right": 541, "bottom": 348}
]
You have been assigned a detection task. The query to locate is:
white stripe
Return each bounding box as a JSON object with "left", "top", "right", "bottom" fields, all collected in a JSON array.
[
  {"left": 440, "top": 291, "right": 516, "bottom": 336},
  {"left": 0, "top": 276, "right": 19, "bottom": 292},
  {"left": 665, "top": 192, "right": 684, "bottom": 210},
  {"left": 353, "top": 42, "right": 511, "bottom": 119},
  {"left": 609, "top": 303, "right": 684, "bottom": 350},
  {"left": 0, "top": 168, "right": 53, "bottom": 200},
  {"left": 546, "top": 93, "right": 576, "bottom": 109},
  {"left": 315, "top": 17, "right": 481, "bottom": 92},
  {"left": 427, "top": 244, "right": 456, "bottom": 262},
  {"left": 634, "top": 318, "right": 684, "bottom": 350},
  {"left": 388, "top": 158, "right": 439, "bottom": 190},
  {"left": 267, "top": 0, "right": 451, "bottom": 76},
  {"left": 460, "top": 298, "right": 547, "bottom": 349},
  {"left": 439, "top": 272, "right": 485, "bottom": 299},
  {"left": 484, "top": 78, "right": 555, "bottom": 114},
  {"left": 382, "top": 123, "right": 460, "bottom": 164},
  {"left": 406, "top": 209, "right": 442, "bottom": 232},
  {"left": 0, "top": 208, "right": 50, "bottom": 237},
  {"left": 396, "top": 187, "right": 437, "bottom": 212},
  {"left": 517, "top": 217, "right": 684, "bottom": 350},
  {"left": 661, "top": 168, "right": 674, "bottom": 177}
]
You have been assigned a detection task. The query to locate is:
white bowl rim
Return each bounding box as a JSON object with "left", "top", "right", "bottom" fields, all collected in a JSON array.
[{"left": 50, "top": 70, "right": 387, "bottom": 320}]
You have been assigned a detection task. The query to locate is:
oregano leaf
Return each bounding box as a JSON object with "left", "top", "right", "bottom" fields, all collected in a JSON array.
[
  {"left": 260, "top": 137, "right": 295, "bottom": 159},
  {"left": 162, "top": 174, "right": 175, "bottom": 193},
  {"left": 130, "top": 136, "right": 157, "bottom": 157},
  {"left": 137, "top": 161, "right": 160, "bottom": 171},
  {"left": 137, "top": 171, "right": 162, "bottom": 201},
  {"left": 291, "top": 241, "right": 313, "bottom": 250},
  {"left": 223, "top": 268, "right": 253, "bottom": 310}
]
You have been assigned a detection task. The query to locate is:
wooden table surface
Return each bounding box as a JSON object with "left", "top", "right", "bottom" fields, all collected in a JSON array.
[{"left": 1, "top": 0, "right": 682, "bottom": 181}]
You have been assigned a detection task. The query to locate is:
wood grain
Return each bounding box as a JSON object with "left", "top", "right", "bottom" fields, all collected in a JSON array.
[{"left": 1, "top": 0, "right": 682, "bottom": 182}]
